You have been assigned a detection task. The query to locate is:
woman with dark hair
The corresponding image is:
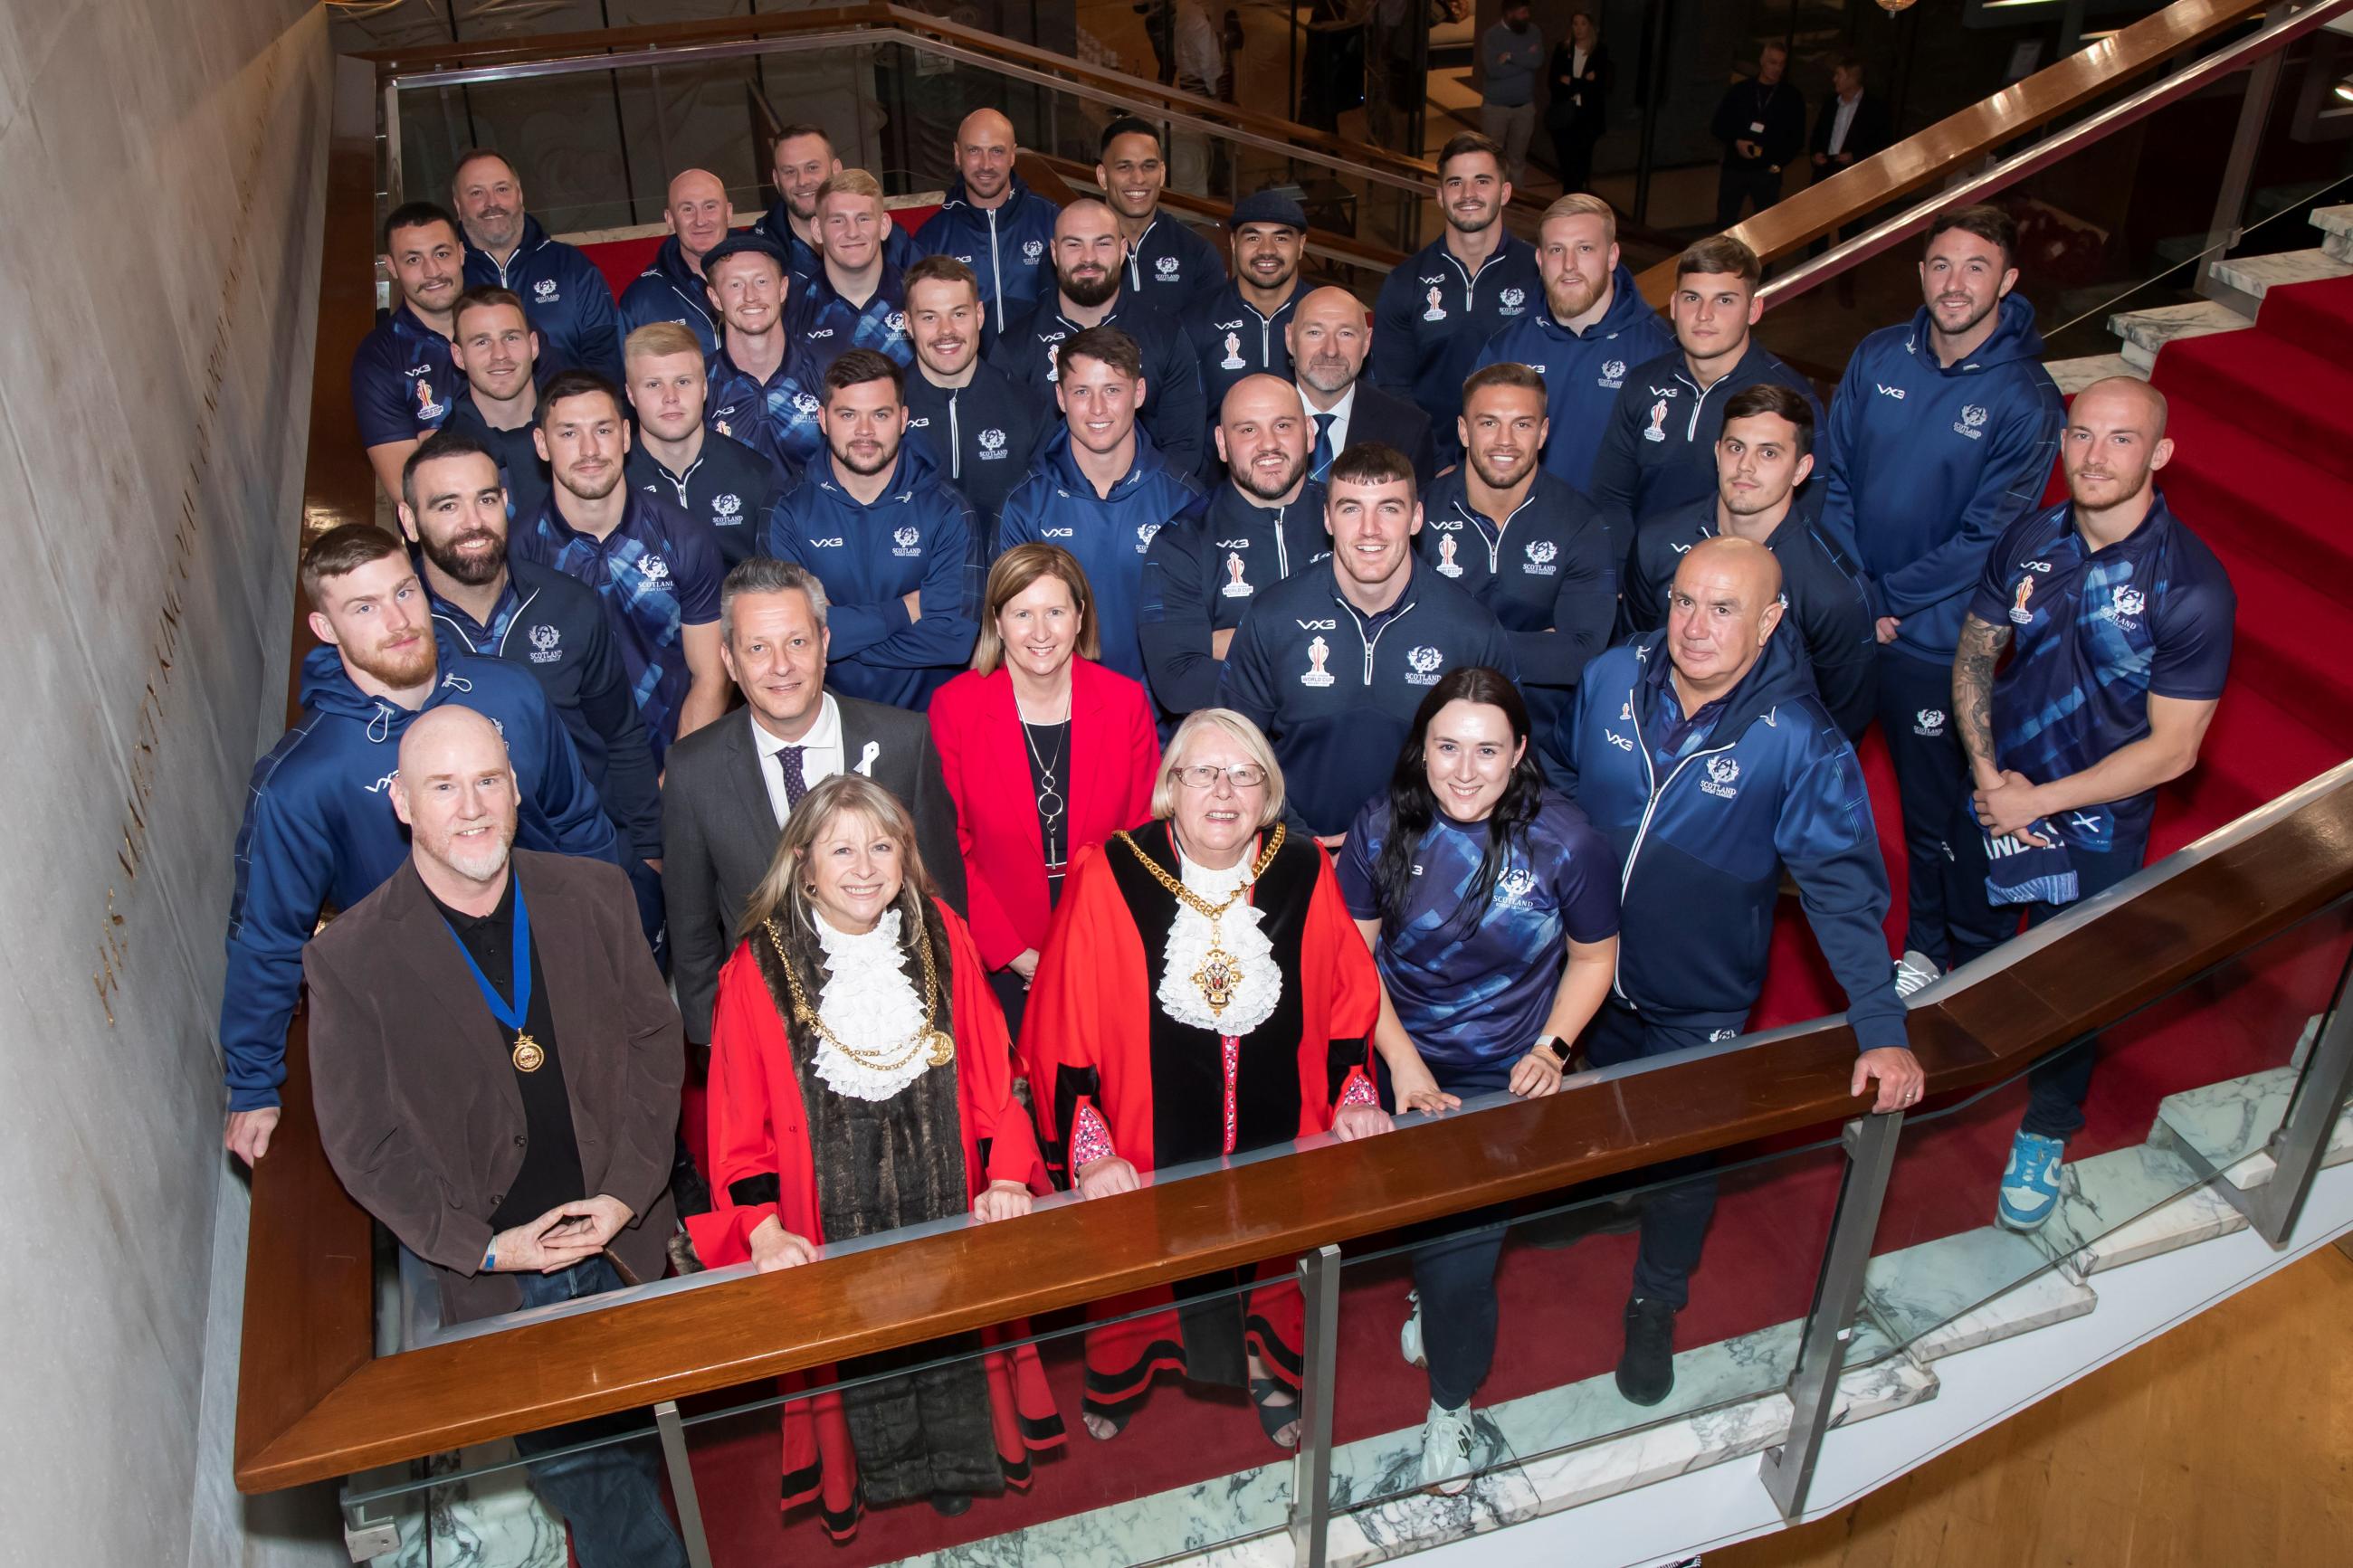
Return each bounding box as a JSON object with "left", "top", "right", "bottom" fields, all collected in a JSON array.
[
  {"left": 1336, "top": 666, "right": 1620, "bottom": 1495},
  {"left": 929, "top": 543, "right": 1159, "bottom": 1037},
  {"left": 686, "top": 774, "right": 1063, "bottom": 1536}
]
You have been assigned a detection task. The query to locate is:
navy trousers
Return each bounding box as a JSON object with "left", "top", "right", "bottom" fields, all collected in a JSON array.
[
  {"left": 1584, "top": 1002, "right": 1745, "bottom": 1310},
  {"left": 1875, "top": 646, "right": 1972, "bottom": 966},
  {"left": 1405, "top": 1059, "right": 1519, "bottom": 1411}
]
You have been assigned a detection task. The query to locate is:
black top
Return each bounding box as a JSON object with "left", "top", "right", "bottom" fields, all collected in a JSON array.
[
  {"left": 429, "top": 875, "right": 586, "bottom": 1231},
  {"left": 1024, "top": 717, "right": 1072, "bottom": 902}
]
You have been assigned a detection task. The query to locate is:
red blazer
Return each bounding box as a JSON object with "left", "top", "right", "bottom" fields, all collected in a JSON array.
[{"left": 929, "top": 657, "right": 1161, "bottom": 970}]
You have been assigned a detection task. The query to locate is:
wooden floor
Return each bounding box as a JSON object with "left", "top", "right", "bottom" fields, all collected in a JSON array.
[{"left": 1711, "top": 1241, "right": 2353, "bottom": 1568}]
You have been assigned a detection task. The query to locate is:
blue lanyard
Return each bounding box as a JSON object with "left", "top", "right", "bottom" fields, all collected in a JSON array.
[{"left": 442, "top": 878, "right": 532, "bottom": 1034}]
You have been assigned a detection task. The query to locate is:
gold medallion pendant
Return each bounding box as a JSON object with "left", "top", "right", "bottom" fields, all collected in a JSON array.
[
  {"left": 1192, "top": 946, "right": 1244, "bottom": 1015},
  {"left": 1114, "top": 825, "right": 1285, "bottom": 1021},
  {"left": 510, "top": 1032, "right": 546, "bottom": 1073},
  {"left": 923, "top": 1029, "right": 957, "bottom": 1067}
]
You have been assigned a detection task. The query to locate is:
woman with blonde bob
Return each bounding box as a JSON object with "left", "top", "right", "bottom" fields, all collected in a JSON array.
[
  {"left": 1021, "top": 708, "right": 1389, "bottom": 1449},
  {"left": 929, "top": 543, "right": 1159, "bottom": 1032},
  {"left": 685, "top": 774, "right": 1063, "bottom": 1536}
]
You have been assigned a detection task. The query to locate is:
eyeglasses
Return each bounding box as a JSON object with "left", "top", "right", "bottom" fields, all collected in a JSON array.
[{"left": 1174, "top": 763, "right": 1269, "bottom": 791}]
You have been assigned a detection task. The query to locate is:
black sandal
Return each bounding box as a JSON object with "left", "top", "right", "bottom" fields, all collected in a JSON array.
[{"left": 1250, "top": 1377, "right": 1301, "bottom": 1450}]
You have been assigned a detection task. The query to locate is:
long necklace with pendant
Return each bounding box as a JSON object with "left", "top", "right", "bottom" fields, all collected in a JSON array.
[
  {"left": 767, "top": 915, "right": 956, "bottom": 1069},
  {"left": 1113, "top": 824, "right": 1286, "bottom": 1016},
  {"left": 441, "top": 879, "right": 544, "bottom": 1072}
]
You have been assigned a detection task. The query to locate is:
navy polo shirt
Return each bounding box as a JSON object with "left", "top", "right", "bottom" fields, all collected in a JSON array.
[
  {"left": 349, "top": 304, "right": 461, "bottom": 449},
  {"left": 789, "top": 266, "right": 912, "bottom": 372},
  {"left": 508, "top": 489, "right": 724, "bottom": 761},
  {"left": 1338, "top": 792, "right": 1620, "bottom": 1069},
  {"left": 624, "top": 431, "right": 791, "bottom": 568},
  {"left": 705, "top": 342, "right": 826, "bottom": 473},
  {"left": 1966, "top": 494, "right": 2235, "bottom": 854}
]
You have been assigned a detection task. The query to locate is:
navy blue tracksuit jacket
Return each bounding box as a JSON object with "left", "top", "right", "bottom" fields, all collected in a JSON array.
[
  {"left": 912, "top": 176, "right": 1062, "bottom": 345},
  {"left": 1558, "top": 630, "right": 1902, "bottom": 1051},
  {"left": 1125, "top": 214, "right": 1226, "bottom": 313},
  {"left": 902, "top": 361, "right": 1053, "bottom": 547},
  {"left": 1369, "top": 232, "right": 1543, "bottom": 464},
  {"left": 463, "top": 215, "right": 624, "bottom": 385},
  {"left": 762, "top": 441, "right": 983, "bottom": 710},
  {"left": 1815, "top": 293, "right": 2065, "bottom": 666},
  {"left": 1217, "top": 558, "right": 1519, "bottom": 838},
  {"left": 1417, "top": 468, "right": 1617, "bottom": 751},
  {"left": 987, "top": 291, "right": 1210, "bottom": 479},
  {"left": 1588, "top": 338, "right": 1823, "bottom": 538},
  {"left": 1138, "top": 478, "right": 1329, "bottom": 717},
  {"left": 1472, "top": 262, "right": 1677, "bottom": 494},
  {"left": 995, "top": 426, "right": 1207, "bottom": 684},
  {"left": 616, "top": 234, "right": 720, "bottom": 358}
]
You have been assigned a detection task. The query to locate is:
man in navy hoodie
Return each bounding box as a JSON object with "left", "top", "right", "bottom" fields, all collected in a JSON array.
[
  {"left": 913, "top": 109, "right": 1061, "bottom": 350},
  {"left": 1472, "top": 193, "right": 1673, "bottom": 494},
  {"left": 1815, "top": 204, "right": 2064, "bottom": 995},
  {"left": 996, "top": 326, "right": 1206, "bottom": 684},
  {"left": 1219, "top": 442, "right": 1518, "bottom": 841},
  {"left": 764, "top": 350, "right": 981, "bottom": 709},
  {"left": 989, "top": 198, "right": 1209, "bottom": 477},
  {"left": 1624, "top": 385, "right": 1877, "bottom": 738},
  {"left": 900, "top": 255, "right": 1053, "bottom": 549},
  {"left": 1589, "top": 235, "right": 1821, "bottom": 543},
  {"left": 1180, "top": 189, "right": 1307, "bottom": 442},
  {"left": 1559, "top": 536, "right": 1920, "bottom": 1405},
  {"left": 1420, "top": 363, "right": 1616, "bottom": 764},
  {"left": 1139, "top": 374, "right": 1329, "bottom": 717},
  {"left": 452, "top": 149, "right": 624, "bottom": 385},
  {"left": 1370, "top": 132, "right": 1542, "bottom": 466},
  {"left": 617, "top": 167, "right": 735, "bottom": 358},
  {"left": 219, "top": 525, "right": 619, "bottom": 1166},
  {"left": 756, "top": 123, "right": 921, "bottom": 291}
]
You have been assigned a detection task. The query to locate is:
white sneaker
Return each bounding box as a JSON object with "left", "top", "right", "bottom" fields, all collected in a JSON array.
[
  {"left": 1399, "top": 1289, "right": 1425, "bottom": 1368},
  {"left": 1892, "top": 949, "right": 1943, "bottom": 999},
  {"left": 1419, "top": 1401, "right": 1476, "bottom": 1496}
]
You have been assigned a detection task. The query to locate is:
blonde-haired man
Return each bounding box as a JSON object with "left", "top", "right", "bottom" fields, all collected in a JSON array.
[
  {"left": 1470, "top": 191, "right": 1672, "bottom": 494},
  {"left": 794, "top": 167, "right": 914, "bottom": 371},
  {"left": 621, "top": 321, "right": 791, "bottom": 566}
]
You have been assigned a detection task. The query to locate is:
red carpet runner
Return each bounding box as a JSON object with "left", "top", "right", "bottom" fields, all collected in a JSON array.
[{"left": 675, "top": 278, "right": 2353, "bottom": 1565}]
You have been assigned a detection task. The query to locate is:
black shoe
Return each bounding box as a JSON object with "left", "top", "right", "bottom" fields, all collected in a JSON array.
[
  {"left": 929, "top": 1490, "right": 972, "bottom": 1516},
  {"left": 1616, "top": 1296, "right": 1677, "bottom": 1406}
]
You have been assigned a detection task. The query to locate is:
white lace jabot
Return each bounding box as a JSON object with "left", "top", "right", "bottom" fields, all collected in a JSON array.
[
  {"left": 808, "top": 908, "right": 932, "bottom": 1101},
  {"left": 1156, "top": 847, "right": 1281, "bottom": 1036}
]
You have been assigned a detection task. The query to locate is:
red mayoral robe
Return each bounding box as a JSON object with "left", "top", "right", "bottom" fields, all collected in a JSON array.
[
  {"left": 1019, "top": 824, "right": 1379, "bottom": 1425},
  {"left": 686, "top": 898, "right": 1063, "bottom": 1539}
]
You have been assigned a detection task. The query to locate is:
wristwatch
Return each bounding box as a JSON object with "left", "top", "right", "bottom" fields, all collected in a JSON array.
[{"left": 1535, "top": 1033, "right": 1572, "bottom": 1069}]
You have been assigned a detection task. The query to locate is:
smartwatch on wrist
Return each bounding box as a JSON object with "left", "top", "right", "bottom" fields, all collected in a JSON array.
[{"left": 1536, "top": 1034, "right": 1571, "bottom": 1069}]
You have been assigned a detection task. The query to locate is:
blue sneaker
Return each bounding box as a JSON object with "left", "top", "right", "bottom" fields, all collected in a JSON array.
[{"left": 1998, "top": 1130, "right": 2066, "bottom": 1231}]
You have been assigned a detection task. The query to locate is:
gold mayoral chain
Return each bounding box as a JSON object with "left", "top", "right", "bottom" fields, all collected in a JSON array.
[
  {"left": 1113, "top": 825, "right": 1286, "bottom": 1017},
  {"left": 766, "top": 917, "right": 956, "bottom": 1069}
]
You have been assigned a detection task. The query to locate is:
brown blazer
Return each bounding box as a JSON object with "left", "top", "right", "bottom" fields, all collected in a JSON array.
[{"left": 304, "top": 850, "right": 683, "bottom": 1324}]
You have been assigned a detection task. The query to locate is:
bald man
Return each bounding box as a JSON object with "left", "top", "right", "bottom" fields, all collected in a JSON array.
[
  {"left": 989, "top": 197, "right": 1208, "bottom": 475},
  {"left": 618, "top": 166, "right": 738, "bottom": 356},
  {"left": 1948, "top": 376, "right": 2234, "bottom": 1232},
  {"left": 1139, "top": 374, "right": 1329, "bottom": 714},
  {"left": 914, "top": 108, "right": 1062, "bottom": 347},
  {"left": 1289, "top": 285, "right": 1435, "bottom": 489},
  {"left": 452, "top": 148, "right": 624, "bottom": 384},
  {"left": 307, "top": 704, "right": 686, "bottom": 1562},
  {"left": 1561, "top": 535, "right": 1919, "bottom": 1407}
]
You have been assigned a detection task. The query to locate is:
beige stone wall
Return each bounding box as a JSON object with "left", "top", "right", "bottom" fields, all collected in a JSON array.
[{"left": 0, "top": 2, "right": 338, "bottom": 1562}]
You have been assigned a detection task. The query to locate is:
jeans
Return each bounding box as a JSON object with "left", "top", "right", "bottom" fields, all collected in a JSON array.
[
  {"left": 1585, "top": 1002, "right": 1741, "bottom": 1310},
  {"left": 510, "top": 1259, "right": 689, "bottom": 1568},
  {"left": 1405, "top": 1060, "right": 1519, "bottom": 1410},
  {"left": 1482, "top": 102, "right": 1537, "bottom": 185},
  {"left": 1947, "top": 807, "right": 2150, "bottom": 1141},
  {"left": 1876, "top": 646, "right": 1972, "bottom": 966}
]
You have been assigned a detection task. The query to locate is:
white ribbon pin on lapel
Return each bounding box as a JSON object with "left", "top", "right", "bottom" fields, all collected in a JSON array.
[{"left": 854, "top": 741, "right": 881, "bottom": 777}]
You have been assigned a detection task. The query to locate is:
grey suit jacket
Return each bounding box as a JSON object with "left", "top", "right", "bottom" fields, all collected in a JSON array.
[
  {"left": 304, "top": 851, "right": 683, "bottom": 1324},
  {"left": 661, "top": 693, "right": 967, "bottom": 1042}
]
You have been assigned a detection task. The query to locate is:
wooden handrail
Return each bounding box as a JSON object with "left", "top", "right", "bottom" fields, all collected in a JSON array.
[
  {"left": 1634, "top": 0, "right": 2273, "bottom": 307},
  {"left": 234, "top": 10, "right": 2353, "bottom": 1497}
]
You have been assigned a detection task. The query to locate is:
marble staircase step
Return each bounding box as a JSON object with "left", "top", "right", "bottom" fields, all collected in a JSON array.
[
  {"left": 1859, "top": 1225, "right": 2097, "bottom": 1362},
  {"left": 2106, "top": 298, "right": 2251, "bottom": 370},
  {"left": 2307, "top": 203, "right": 2353, "bottom": 242},
  {"left": 2154, "top": 1066, "right": 2353, "bottom": 1193},
  {"left": 2046, "top": 353, "right": 2145, "bottom": 394},
  {"left": 2205, "top": 245, "right": 2353, "bottom": 304}
]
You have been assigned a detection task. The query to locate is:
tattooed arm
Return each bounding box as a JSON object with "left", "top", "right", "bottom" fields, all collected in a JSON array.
[{"left": 1952, "top": 612, "right": 2011, "bottom": 792}]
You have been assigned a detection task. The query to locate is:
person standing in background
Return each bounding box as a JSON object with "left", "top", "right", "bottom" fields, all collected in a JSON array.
[
  {"left": 1545, "top": 10, "right": 1610, "bottom": 196},
  {"left": 1481, "top": 0, "right": 1544, "bottom": 187},
  {"left": 1710, "top": 42, "right": 1805, "bottom": 230}
]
